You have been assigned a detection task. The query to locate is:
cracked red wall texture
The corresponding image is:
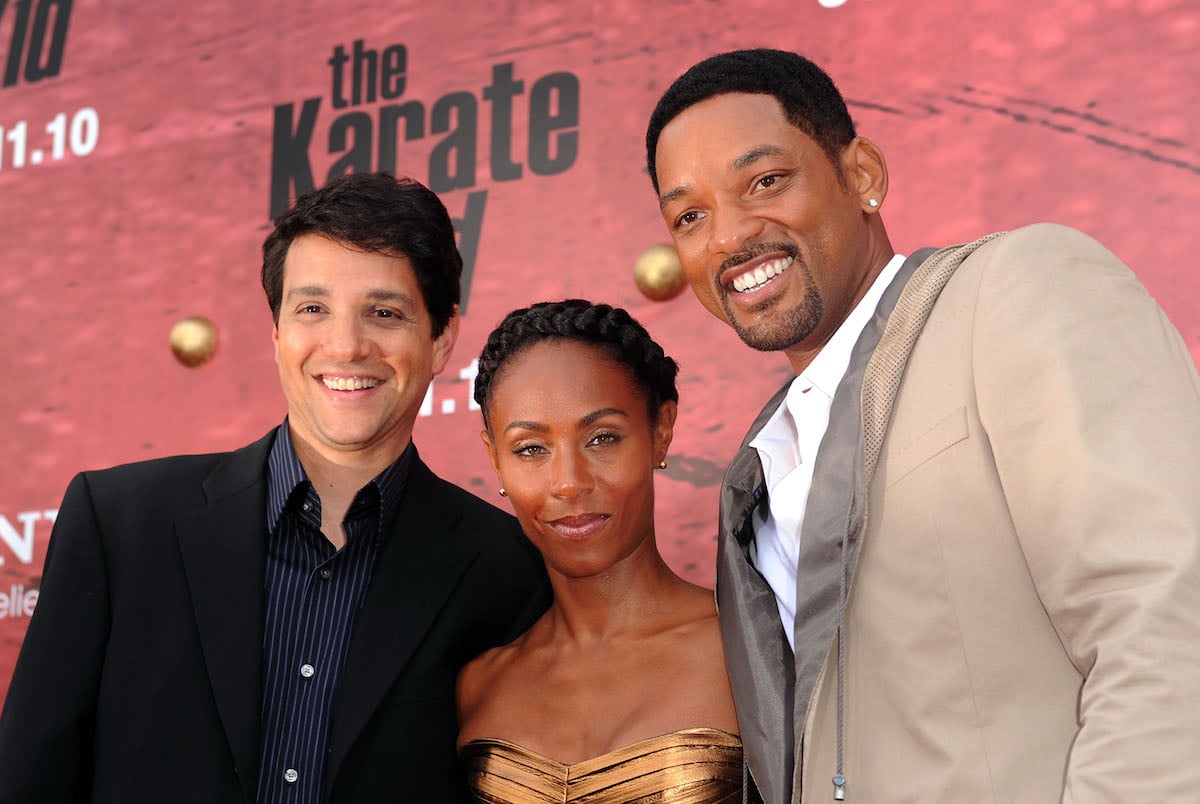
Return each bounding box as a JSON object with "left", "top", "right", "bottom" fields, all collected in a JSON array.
[{"left": 1, "top": 0, "right": 1197, "bottom": 698}]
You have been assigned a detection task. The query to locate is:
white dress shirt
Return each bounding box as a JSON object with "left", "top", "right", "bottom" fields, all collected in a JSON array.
[{"left": 749, "top": 254, "right": 906, "bottom": 648}]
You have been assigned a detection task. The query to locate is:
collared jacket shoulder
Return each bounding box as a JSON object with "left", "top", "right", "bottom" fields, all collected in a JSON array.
[
  {"left": 719, "top": 224, "right": 1200, "bottom": 802},
  {"left": 0, "top": 431, "right": 550, "bottom": 804}
]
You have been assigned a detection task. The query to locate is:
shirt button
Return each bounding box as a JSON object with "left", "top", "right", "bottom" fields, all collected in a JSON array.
[
  {"left": 300, "top": 663, "right": 315, "bottom": 679},
  {"left": 318, "top": 567, "right": 331, "bottom": 579},
  {"left": 284, "top": 768, "right": 299, "bottom": 784}
]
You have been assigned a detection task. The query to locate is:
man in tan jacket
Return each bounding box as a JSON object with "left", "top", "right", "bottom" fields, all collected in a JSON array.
[{"left": 646, "top": 48, "right": 1200, "bottom": 802}]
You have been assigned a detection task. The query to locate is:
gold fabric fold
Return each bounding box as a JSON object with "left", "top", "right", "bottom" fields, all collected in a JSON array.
[{"left": 462, "top": 727, "right": 742, "bottom": 803}]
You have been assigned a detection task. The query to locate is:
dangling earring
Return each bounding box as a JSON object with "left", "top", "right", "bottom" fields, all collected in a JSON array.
[{"left": 498, "top": 487, "right": 507, "bottom": 497}]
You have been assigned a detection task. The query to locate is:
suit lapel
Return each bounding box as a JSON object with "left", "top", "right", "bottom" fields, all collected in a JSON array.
[
  {"left": 717, "top": 382, "right": 796, "bottom": 804},
  {"left": 175, "top": 431, "right": 273, "bottom": 801},
  {"left": 787, "top": 241, "right": 995, "bottom": 797},
  {"left": 786, "top": 251, "right": 932, "bottom": 798},
  {"left": 861, "top": 236, "right": 1004, "bottom": 479},
  {"left": 325, "top": 456, "right": 482, "bottom": 787}
]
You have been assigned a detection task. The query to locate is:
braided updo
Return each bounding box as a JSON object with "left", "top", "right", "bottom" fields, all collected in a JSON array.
[{"left": 475, "top": 299, "right": 679, "bottom": 430}]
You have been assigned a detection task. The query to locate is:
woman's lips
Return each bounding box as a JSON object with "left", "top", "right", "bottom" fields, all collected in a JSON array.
[{"left": 547, "top": 514, "right": 610, "bottom": 540}]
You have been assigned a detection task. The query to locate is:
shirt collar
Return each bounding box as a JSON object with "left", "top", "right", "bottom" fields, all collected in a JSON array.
[
  {"left": 749, "top": 253, "right": 907, "bottom": 469},
  {"left": 265, "top": 421, "right": 415, "bottom": 535},
  {"left": 796, "top": 252, "right": 907, "bottom": 402}
]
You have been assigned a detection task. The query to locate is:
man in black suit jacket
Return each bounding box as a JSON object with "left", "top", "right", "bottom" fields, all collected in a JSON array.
[{"left": 0, "top": 173, "right": 549, "bottom": 803}]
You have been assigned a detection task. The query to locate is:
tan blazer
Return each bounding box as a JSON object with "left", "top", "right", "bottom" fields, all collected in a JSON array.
[{"left": 718, "top": 224, "right": 1200, "bottom": 802}]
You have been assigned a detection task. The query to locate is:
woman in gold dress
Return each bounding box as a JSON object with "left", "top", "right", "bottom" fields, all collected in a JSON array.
[{"left": 457, "top": 299, "right": 741, "bottom": 803}]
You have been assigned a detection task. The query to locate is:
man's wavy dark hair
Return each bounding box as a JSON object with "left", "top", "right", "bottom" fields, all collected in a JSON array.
[{"left": 262, "top": 172, "right": 461, "bottom": 337}]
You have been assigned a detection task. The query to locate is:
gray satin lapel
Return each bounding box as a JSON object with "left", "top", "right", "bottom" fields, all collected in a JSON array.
[{"left": 717, "top": 383, "right": 794, "bottom": 804}]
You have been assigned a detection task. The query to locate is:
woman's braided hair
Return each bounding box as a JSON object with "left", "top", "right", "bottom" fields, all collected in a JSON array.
[{"left": 475, "top": 299, "right": 679, "bottom": 430}]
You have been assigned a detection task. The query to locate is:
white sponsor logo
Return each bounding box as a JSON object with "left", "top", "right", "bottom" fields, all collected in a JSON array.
[
  {"left": 0, "top": 509, "right": 57, "bottom": 566},
  {"left": 0, "top": 584, "right": 38, "bottom": 619}
]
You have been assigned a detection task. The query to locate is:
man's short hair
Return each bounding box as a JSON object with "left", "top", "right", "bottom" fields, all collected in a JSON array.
[
  {"left": 262, "top": 172, "right": 462, "bottom": 337},
  {"left": 645, "top": 48, "right": 857, "bottom": 192}
]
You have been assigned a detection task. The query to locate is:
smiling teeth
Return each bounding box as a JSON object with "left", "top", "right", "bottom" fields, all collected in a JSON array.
[
  {"left": 323, "top": 376, "right": 381, "bottom": 391},
  {"left": 733, "top": 256, "right": 793, "bottom": 293}
]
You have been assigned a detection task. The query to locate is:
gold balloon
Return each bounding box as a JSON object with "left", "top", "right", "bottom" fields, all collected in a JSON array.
[
  {"left": 634, "top": 244, "right": 687, "bottom": 302},
  {"left": 169, "top": 315, "right": 219, "bottom": 367}
]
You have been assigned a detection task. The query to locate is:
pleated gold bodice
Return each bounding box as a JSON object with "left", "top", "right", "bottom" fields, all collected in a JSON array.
[{"left": 462, "top": 727, "right": 742, "bottom": 803}]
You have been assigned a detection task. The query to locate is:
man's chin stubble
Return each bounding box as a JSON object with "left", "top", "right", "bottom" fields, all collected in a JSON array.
[{"left": 724, "top": 286, "right": 823, "bottom": 353}]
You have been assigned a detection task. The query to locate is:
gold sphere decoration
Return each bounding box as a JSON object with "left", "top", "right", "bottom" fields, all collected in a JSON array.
[
  {"left": 634, "top": 243, "right": 687, "bottom": 302},
  {"left": 169, "top": 315, "right": 219, "bottom": 367}
]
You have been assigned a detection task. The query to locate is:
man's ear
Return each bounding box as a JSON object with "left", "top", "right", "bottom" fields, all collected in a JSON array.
[
  {"left": 431, "top": 306, "right": 461, "bottom": 376},
  {"left": 843, "top": 136, "right": 889, "bottom": 213},
  {"left": 481, "top": 428, "right": 501, "bottom": 477}
]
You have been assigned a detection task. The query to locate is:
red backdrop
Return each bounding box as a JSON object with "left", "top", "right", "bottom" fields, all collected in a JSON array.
[{"left": 2, "top": 0, "right": 1197, "bottom": 699}]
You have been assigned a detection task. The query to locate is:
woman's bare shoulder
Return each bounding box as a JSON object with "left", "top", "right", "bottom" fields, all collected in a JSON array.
[
  {"left": 664, "top": 581, "right": 721, "bottom": 634},
  {"left": 458, "top": 633, "right": 526, "bottom": 717},
  {"left": 457, "top": 619, "right": 554, "bottom": 746}
]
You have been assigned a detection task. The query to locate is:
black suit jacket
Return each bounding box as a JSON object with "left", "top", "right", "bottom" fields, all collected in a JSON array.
[{"left": 0, "top": 430, "right": 550, "bottom": 803}]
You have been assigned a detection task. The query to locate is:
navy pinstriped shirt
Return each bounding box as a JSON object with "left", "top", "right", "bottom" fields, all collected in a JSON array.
[{"left": 257, "top": 424, "right": 412, "bottom": 804}]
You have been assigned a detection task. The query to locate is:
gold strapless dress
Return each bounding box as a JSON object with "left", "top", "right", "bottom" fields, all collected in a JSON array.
[{"left": 462, "top": 727, "right": 741, "bottom": 803}]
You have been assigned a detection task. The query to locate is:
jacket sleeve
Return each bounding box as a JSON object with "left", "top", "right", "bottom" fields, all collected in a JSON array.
[
  {"left": 0, "top": 472, "right": 111, "bottom": 803},
  {"left": 970, "top": 224, "right": 1200, "bottom": 800}
]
